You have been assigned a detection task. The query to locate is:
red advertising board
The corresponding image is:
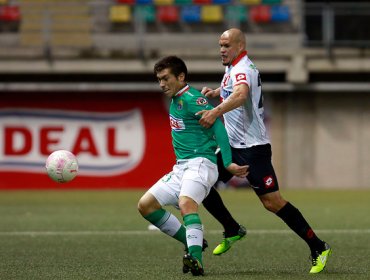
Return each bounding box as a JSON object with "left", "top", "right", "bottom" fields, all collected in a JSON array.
[{"left": 0, "top": 91, "right": 175, "bottom": 189}]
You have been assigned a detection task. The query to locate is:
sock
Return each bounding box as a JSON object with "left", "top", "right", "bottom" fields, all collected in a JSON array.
[
  {"left": 144, "top": 208, "right": 186, "bottom": 246},
  {"left": 276, "top": 202, "right": 325, "bottom": 252},
  {"left": 183, "top": 213, "right": 203, "bottom": 264},
  {"left": 202, "top": 187, "right": 240, "bottom": 237}
]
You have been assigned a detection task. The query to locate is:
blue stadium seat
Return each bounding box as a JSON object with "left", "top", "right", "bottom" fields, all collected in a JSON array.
[
  {"left": 181, "top": 6, "right": 201, "bottom": 23},
  {"left": 136, "top": 0, "right": 153, "bottom": 4},
  {"left": 271, "top": 5, "right": 290, "bottom": 22},
  {"left": 212, "top": 0, "right": 231, "bottom": 4}
]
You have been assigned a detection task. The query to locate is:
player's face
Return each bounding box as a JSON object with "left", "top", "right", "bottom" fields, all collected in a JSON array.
[
  {"left": 219, "top": 33, "right": 239, "bottom": 66},
  {"left": 156, "top": 68, "right": 185, "bottom": 98}
]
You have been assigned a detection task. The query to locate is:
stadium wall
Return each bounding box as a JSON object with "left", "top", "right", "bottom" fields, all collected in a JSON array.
[
  {"left": 0, "top": 91, "right": 175, "bottom": 190},
  {"left": 1, "top": 90, "right": 369, "bottom": 190},
  {"left": 270, "top": 91, "right": 370, "bottom": 189}
]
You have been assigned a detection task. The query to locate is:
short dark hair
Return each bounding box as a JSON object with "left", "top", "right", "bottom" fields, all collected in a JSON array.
[{"left": 154, "top": 56, "right": 188, "bottom": 80}]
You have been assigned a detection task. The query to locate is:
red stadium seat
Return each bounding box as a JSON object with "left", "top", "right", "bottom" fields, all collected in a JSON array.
[
  {"left": 116, "top": 0, "right": 135, "bottom": 4},
  {"left": 193, "top": 0, "right": 212, "bottom": 4},
  {"left": 0, "top": 5, "right": 20, "bottom": 22},
  {"left": 250, "top": 5, "right": 271, "bottom": 23},
  {"left": 156, "top": 6, "right": 179, "bottom": 23}
]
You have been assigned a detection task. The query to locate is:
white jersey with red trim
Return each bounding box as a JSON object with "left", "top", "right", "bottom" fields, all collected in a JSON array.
[{"left": 220, "top": 52, "right": 270, "bottom": 148}]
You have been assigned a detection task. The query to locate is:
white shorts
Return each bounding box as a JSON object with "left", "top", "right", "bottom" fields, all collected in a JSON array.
[{"left": 148, "top": 157, "right": 218, "bottom": 208}]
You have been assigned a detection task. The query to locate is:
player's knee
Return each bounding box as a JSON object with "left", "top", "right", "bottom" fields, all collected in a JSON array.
[
  {"left": 179, "top": 196, "right": 198, "bottom": 216},
  {"left": 137, "top": 197, "right": 147, "bottom": 216},
  {"left": 260, "top": 196, "right": 286, "bottom": 213},
  {"left": 137, "top": 193, "right": 160, "bottom": 216}
]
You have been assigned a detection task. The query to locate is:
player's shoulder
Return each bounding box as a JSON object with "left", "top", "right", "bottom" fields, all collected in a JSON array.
[
  {"left": 184, "top": 86, "right": 211, "bottom": 108},
  {"left": 232, "top": 55, "right": 258, "bottom": 73}
]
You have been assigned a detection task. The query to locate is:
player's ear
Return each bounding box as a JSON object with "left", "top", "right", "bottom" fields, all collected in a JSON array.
[{"left": 178, "top": 72, "right": 185, "bottom": 83}]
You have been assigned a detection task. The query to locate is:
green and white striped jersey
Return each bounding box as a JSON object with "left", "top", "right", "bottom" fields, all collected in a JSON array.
[{"left": 169, "top": 84, "right": 232, "bottom": 168}]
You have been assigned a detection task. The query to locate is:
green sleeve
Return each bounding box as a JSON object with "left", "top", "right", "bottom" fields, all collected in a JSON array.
[{"left": 211, "top": 119, "right": 232, "bottom": 168}]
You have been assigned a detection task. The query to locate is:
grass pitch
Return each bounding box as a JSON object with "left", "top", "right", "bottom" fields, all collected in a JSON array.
[{"left": 0, "top": 189, "right": 369, "bottom": 280}]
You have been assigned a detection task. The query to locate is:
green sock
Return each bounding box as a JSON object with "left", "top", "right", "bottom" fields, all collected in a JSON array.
[
  {"left": 183, "top": 213, "right": 203, "bottom": 264},
  {"left": 144, "top": 209, "right": 186, "bottom": 245}
]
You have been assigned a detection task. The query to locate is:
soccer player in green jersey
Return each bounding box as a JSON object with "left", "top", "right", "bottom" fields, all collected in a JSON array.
[{"left": 138, "top": 56, "right": 248, "bottom": 276}]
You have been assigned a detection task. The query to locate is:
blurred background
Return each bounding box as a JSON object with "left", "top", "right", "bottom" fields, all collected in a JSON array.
[{"left": 0, "top": 0, "right": 369, "bottom": 190}]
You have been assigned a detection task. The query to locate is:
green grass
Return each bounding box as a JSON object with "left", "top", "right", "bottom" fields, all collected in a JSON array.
[{"left": 0, "top": 189, "right": 369, "bottom": 279}]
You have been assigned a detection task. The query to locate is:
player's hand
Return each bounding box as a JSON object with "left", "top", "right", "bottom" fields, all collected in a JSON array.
[
  {"left": 226, "top": 163, "right": 249, "bottom": 178},
  {"left": 201, "top": 87, "right": 218, "bottom": 98},
  {"left": 196, "top": 109, "right": 217, "bottom": 128}
]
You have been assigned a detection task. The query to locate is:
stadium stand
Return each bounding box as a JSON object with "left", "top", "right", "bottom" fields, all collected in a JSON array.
[{"left": 18, "top": 0, "right": 92, "bottom": 48}]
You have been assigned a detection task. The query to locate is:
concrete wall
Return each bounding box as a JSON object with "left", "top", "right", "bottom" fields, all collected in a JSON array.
[{"left": 269, "top": 92, "right": 370, "bottom": 189}]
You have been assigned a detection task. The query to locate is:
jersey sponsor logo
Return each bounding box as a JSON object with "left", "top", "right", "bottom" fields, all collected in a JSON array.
[
  {"left": 235, "top": 73, "right": 247, "bottom": 82},
  {"left": 222, "top": 74, "right": 230, "bottom": 87},
  {"left": 263, "top": 175, "right": 275, "bottom": 188},
  {"left": 196, "top": 97, "right": 208, "bottom": 106},
  {"left": 169, "top": 114, "right": 185, "bottom": 131}
]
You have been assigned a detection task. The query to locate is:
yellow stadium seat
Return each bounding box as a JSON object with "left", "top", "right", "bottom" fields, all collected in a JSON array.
[
  {"left": 201, "top": 5, "right": 223, "bottom": 23},
  {"left": 239, "top": 0, "right": 261, "bottom": 5},
  {"left": 153, "top": 0, "right": 174, "bottom": 5},
  {"left": 109, "top": 5, "right": 131, "bottom": 23}
]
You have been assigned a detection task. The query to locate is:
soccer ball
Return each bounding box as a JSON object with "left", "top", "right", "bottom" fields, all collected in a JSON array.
[{"left": 45, "top": 150, "right": 79, "bottom": 183}]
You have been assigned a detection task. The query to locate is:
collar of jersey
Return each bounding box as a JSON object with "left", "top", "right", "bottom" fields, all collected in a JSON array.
[
  {"left": 175, "top": 84, "right": 190, "bottom": 97},
  {"left": 231, "top": 51, "right": 248, "bottom": 67}
]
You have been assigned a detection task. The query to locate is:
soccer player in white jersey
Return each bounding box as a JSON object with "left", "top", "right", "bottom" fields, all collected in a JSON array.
[
  {"left": 197, "top": 28, "right": 332, "bottom": 274},
  {"left": 138, "top": 56, "right": 248, "bottom": 276}
]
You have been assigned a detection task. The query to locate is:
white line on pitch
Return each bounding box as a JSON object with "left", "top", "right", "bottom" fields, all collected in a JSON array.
[{"left": 0, "top": 229, "right": 369, "bottom": 236}]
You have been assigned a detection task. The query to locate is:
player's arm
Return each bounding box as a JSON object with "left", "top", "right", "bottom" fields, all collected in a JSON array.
[
  {"left": 211, "top": 119, "right": 248, "bottom": 178},
  {"left": 198, "top": 83, "right": 249, "bottom": 128},
  {"left": 201, "top": 86, "right": 221, "bottom": 98}
]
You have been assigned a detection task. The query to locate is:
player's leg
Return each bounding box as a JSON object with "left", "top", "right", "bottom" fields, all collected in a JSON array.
[
  {"left": 137, "top": 173, "right": 187, "bottom": 246},
  {"left": 179, "top": 157, "right": 217, "bottom": 276},
  {"left": 179, "top": 194, "right": 204, "bottom": 276},
  {"left": 203, "top": 152, "right": 247, "bottom": 255},
  {"left": 247, "top": 144, "right": 331, "bottom": 273}
]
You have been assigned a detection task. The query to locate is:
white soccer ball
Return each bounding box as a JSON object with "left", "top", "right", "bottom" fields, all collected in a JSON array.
[{"left": 45, "top": 150, "right": 79, "bottom": 183}]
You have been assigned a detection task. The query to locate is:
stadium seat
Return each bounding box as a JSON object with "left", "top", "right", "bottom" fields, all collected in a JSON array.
[
  {"left": 226, "top": 5, "right": 248, "bottom": 23},
  {"left": 213, "top": 0, "right": 231, "bottom": 4},
  {"left": 157, "top": 6, "right": 179, "bottom": 23},
  {"left": 136, "top": 0, "right": 153, "bottom": 4},
  {"left": 174, "top": 0, "right": 192, "bottom": 4},
  {"left": 201, "top": 5, "right": 223, "bottom": 23},
  {"left": 134, "top": 5, "right": 155, "bottom": 22},
  {"left": 154, "top": 0, "right": 174, "bottom": 5},
  {"left": 110, "top": 5, "right": 131, "bottom": 23},
  {"left": 239, "top": 0, "right": 261, "bottom": 5},
  {"left": 116, "top": 0, "right": 135, "bottom": 4},
  {"left": 262, "top": 0, "right": 281, "bottom": 4},
  {"left": 0, "top": 5, "right": 20, "bottom": 22},
  {"left": 193, "top": 0, "right": 212, "bottom": 5},
  {"left": 271, "top": 5, "right": 290, "bottom": 22},
  {"left": 0, "top": 0, "right": 7, "bottom": 5},
  {"left": 181, "top": 5, "right": 201, "bottom": 23},
  {"left": 250, "top": 5, "right": 271, "bottom": 23}
]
